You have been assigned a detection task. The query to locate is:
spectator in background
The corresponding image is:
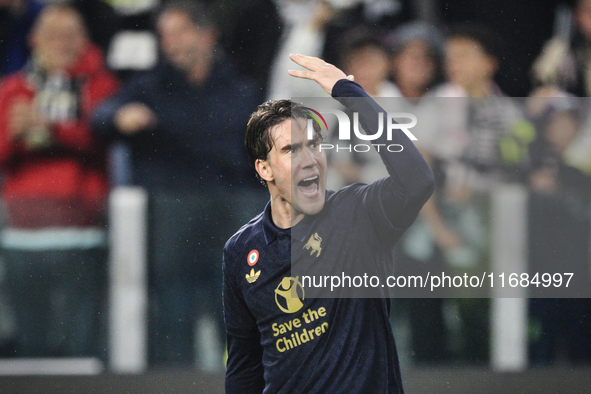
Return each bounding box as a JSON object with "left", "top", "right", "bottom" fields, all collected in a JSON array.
[
  {"left": 0, "top": 4, "right": 118, "bottom": 358},
  {"left": 0, "top": 0, "right": 43, "bottom": 358},
  {"left": 384, "top": 21, "right": 442, "bottom": 99},
  {"left": 438, "top": 22, "right": 503, "bottom": 98},
  {"left": 266, "top": 0, "right": 411, "bottom": 101},
  {"left": 339, "top": 26, "right": 398, "bottom": 97},
  {"left": 324, "top": 24, "right": 450, "bottom": 365},
  {"left": 220, "top": 0, "right": 282, "bottom": 97},
  {"left": 0, "top": 0, "right": 43, "bottom": 77},
  {"left": 70, "top": 0, "right": 119, "bottom": 56},
  {"left": 531, "top": 0, "right": 591, "bottom": 176},
  {"left": 383, "top": 21, "right": 454, "bottom": 365},
  {"left": 532, "top": 0, "right": 591, "bottom": 97},
  {"left": 330, "top": 24, "right": 441, "bottom": 185},
  {"left": 526, "top": 97, "right": 591, "bottom": 365},
  {"left": 92, "top": 0, "right": 263, "bottom": 369},
  {"left": 266, "top": 0, "right": 335, "bottom": 100},
  {"left": 435, "top": 22, "right": 531, "bottom": 187},
  {"left": 327, "top": 23, "right": 445, "bottom": 188},
  {"left": 431, "top": 22, "right": 531, "bottom": 363},
  {"left": 328, "top": 26, "right": 397, "bottom": 188}
]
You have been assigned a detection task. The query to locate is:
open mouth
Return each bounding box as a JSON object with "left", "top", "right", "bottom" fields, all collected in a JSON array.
[{"left": 297, "top": 175, "right": 319, "bottom": 196}]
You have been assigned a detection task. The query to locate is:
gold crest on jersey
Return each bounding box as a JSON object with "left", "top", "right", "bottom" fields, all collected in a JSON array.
[{"left": 304, "top": 233, "right": 322, "bottom": 257}]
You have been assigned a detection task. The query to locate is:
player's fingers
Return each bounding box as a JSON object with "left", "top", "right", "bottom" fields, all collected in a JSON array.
[
  {"left": 347, "top": 75, "right": 355, "bottom": 81},
  {"left": 289, "top": 54, "right": 326, "bottom": 70},
  {"left": 288, "top": 69, "right": 316, "bottom": 80},
  {"left": 289, "top": 54, "right": 314, "bottom": 71}
]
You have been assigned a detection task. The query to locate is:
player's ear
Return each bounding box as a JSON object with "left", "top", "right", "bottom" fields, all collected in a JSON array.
[{"left": 255, "top": 158, "right": 274, "bottom": 183}]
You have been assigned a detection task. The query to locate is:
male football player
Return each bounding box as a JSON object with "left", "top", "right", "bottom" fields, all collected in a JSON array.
[{"left": 223, "top": 54, "right": 434, "bottom": 393}]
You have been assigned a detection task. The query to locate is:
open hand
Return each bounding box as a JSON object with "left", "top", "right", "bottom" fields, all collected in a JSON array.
[{"left": 288, "top": 54, "right": 354, "bottom": 95}]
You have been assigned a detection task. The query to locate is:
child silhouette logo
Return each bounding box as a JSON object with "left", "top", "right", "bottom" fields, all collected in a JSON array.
[{"left": 274, "top": 277, "right": 305, "bottom": 313}]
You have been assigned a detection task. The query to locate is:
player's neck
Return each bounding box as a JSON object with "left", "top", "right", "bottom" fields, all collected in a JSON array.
[{"left": 270, "top": 194, "right": 305, "bottom": 229}]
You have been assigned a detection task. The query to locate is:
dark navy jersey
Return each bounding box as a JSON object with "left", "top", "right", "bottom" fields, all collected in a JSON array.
[{"left": 223, "top": 80, "right": 435, "bottom": 393}]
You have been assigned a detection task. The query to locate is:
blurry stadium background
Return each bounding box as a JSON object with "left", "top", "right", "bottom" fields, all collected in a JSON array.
[{"left": 1, "top": 0, "right": 591, "bottom": 392}]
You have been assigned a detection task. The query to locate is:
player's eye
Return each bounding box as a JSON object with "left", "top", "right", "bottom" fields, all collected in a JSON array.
[
  {"left": 309, "top": 138, "right": 322, "bottom": 149},
  {"left": 285, "top": 146, "right": 297, "bottom": 154}
]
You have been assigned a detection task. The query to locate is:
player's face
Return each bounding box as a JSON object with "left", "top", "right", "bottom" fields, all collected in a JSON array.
[{"left": 264, "top": 118, "right": 327, "bottom": 218}]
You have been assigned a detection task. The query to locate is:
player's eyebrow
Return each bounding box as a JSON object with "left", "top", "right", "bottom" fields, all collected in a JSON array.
[{"left": 281, "top": 142, "right": 302, "bottom": 153}]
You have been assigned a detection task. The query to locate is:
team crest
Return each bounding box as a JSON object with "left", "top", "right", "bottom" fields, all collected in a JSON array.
[{"left": 304, "top": 233, "right": 322, "bottom": 257}]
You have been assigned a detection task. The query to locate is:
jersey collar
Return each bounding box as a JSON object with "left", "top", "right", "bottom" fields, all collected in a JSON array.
[
  {"left": 262, "top": 191, "right": 334, "bottom": 245},
  {"left": 262, "top": 202, "right": 290, "bottom": 245}
]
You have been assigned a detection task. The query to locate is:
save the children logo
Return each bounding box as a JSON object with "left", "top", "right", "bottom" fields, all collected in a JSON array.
[
  {"left": 275, "top": 277, "right": 305, "bottom": 314},
  {"left": 303, "top": 107, "right": 418, "bottom": 153},
  {"left": 272, "top": 277, "right": 330, "bottom": 353}
]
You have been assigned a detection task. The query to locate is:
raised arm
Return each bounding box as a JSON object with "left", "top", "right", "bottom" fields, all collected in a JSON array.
[{"left": 289, "top": 54, "right": 435, "bottom": 233}]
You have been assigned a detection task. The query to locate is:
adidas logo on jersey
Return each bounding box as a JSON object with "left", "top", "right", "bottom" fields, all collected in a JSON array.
[{"left": 246, "top": 268, "right": 261, "bottom": 283}]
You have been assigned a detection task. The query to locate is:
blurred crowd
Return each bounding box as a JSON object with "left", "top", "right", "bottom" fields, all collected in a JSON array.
[{"left": 0, "top": 0, "right": 590, "bottom": 371}]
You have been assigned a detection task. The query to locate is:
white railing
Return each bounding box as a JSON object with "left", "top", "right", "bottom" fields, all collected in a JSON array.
[{"left": 108, "top": 187, "right": 148, "bottom": 373}]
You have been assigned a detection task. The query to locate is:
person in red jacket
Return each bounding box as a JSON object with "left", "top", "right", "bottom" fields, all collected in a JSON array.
[{"left": 0, "top": 4, "right": 118, "bottom": 358}]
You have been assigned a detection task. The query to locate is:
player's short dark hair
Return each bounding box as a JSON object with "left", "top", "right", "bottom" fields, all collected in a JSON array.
[
  {"left": 447, "top": 22, "right": 502, "bottom": 61},
  {"left": 157, "top": 0, "right": 217, "bottom": 29},
  {"left": 245, "top": 100, "right": 322, "bottom": 186}
]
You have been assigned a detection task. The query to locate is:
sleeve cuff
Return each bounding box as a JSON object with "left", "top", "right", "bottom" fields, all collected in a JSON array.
[{"left": 331, "top": 79, "right": 370, "bottom": 98}]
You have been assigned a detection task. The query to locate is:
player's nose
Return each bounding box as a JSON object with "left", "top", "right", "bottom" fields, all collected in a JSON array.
[{"left": 300, "top": 145, "right": 318, "bottom": 168}]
